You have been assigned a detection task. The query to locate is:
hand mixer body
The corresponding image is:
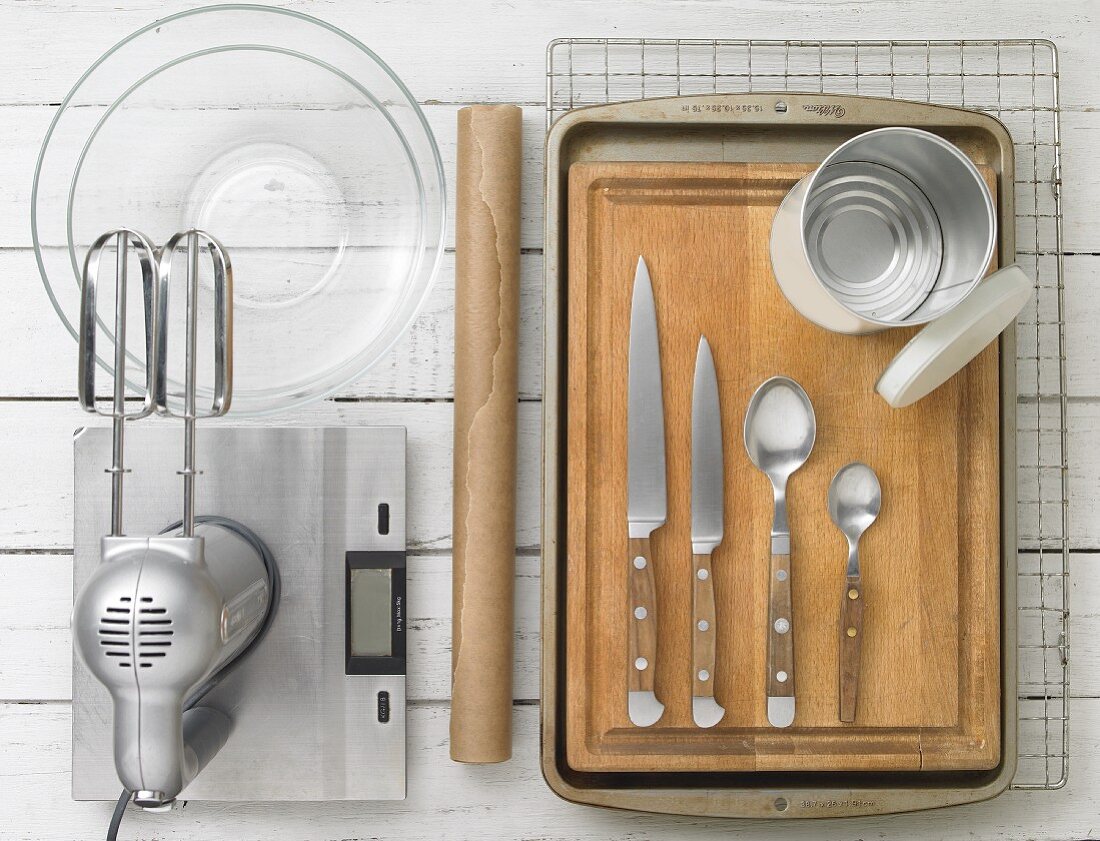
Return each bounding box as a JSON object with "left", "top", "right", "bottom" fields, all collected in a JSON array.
[{"left": 73, "top": 523, "right": 271, "bottom": 805}]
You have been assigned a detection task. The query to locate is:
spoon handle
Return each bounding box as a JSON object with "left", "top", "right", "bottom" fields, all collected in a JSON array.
[
  {"left": 766, "top": 552, "right": 795, "bottom": 727},
  {"left": 839, "top": 573, "right": 864, "bottom": 722}
]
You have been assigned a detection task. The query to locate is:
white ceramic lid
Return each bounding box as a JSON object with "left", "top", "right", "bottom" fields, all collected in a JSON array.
[{"left": 875, "top": 265, "right": 1033, "bottom": 408}]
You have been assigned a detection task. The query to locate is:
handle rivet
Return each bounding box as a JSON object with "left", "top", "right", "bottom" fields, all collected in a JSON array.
[
  {"left": 698, "top": 669, "right": 710, "bottom": 682},
  {"left": 697, "top": 568, "right": 709, "bottom": 581},
  {"left": 633, "top": 555, "right": 646, "bottom": 569},
  {"left": 776, "top": 670, "right": 788, "bottom": 683},
  {"left": 848, "top": 588, "right": 859, "bottom": 600},
  {"left": 776, "top": 569, "right": 788, "bottom": 581},
  {"left": 697, "top": 619, "right": 709, "bottom": 632},
  {"left": 634, "top": 657, "right": 648, "bottom": 671},
  {"left": 634, "top": 606, "right": 647, "bottom": 620},
  {"left": 847, "top": 627, "right": 857, "bottom": 638},
  {"left": 774, "top": 618, "right": 790, "bottom": 634}
]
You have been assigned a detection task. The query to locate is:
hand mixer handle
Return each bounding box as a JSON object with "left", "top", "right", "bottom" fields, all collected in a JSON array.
[{"left": 113, "top": 691, "right": 230, "bottom": 806}]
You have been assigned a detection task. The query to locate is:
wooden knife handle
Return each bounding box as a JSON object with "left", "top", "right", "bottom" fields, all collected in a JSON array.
[
  {"left": 628, "top": 536, "right": 658, "bottom": 694},
  {"left": 839, "top": 574, "right": 864, "bottom": 723},
  {"left": 766, "top": 552, "right": 795, "bottom": 700},
  {"left": 692, "top": 553, "right": 717, "bottom": 697}
]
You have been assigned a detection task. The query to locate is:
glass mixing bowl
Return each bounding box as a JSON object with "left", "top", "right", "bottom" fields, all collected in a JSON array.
[{"left": 32, "top": 4, "right": 445, "bottom": 414}]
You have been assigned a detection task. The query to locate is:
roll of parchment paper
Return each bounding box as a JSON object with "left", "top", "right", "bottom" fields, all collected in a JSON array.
[{"left": 450, "top": 104, "right": 522, "bottom": 763}]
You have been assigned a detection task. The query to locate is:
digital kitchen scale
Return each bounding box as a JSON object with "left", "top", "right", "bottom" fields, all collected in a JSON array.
[{"left": 72, "top": 426, "right": 408, "bottom": 801}]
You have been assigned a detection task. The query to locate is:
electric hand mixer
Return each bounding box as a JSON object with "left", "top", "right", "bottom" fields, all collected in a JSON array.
[{"left": 71, "top": 229, "right": 279, "bottom": 808}]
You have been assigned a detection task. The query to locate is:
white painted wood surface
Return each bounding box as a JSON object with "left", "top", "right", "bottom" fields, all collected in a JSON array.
[{"left": 0, "top": 1, "right": 1096, "bottom": 839}]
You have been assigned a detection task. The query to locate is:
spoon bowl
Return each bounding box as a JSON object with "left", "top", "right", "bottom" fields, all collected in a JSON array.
[
  {"left": 828, "top": 462, "right": 883, "bottom": 547},
  {"left": 744, "top": 377, "right": 817, "bottom": 485}
]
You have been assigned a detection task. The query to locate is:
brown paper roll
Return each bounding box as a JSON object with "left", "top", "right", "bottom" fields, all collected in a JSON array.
[{"left": 450, "top": 104, "right": 522, "bottom": 763}]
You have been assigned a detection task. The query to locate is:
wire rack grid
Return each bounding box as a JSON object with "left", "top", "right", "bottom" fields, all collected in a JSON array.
[{"left": 547, "top": 38, "right": 1068, "bottom": 791}]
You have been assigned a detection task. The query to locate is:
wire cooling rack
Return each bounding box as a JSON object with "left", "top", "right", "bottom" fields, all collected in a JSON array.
[{"left": 547, "top": 39, "right": 1068, "bottom": 791}]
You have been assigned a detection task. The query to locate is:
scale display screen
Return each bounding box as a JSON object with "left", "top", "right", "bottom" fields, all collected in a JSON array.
[
  {"left": 345, "top": 551, "right": 406, "bottom": 675},
  {"left": 349, "top": 568, "right": 393, "bottom": 657}
]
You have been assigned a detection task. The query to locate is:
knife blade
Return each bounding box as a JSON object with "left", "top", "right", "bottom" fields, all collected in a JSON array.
[
  {"left": 626, "top": 255, "right": 667, "bottom": 728},
  {"left": 690, "top": 336, "right": 725, "bottom": 728}
]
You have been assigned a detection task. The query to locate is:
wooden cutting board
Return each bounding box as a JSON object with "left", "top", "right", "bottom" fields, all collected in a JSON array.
[{"left": 564, "top": 161, "right": 1001, "bottom": 773}]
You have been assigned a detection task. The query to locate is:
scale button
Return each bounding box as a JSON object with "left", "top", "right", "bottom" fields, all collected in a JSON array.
[{"left": 377, "top": 691, "right": 391, "bottom": 723}]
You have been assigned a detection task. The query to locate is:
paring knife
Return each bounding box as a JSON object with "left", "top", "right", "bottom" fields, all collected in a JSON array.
[
  {"left": 691, "top": 336, "right": 726, "bottom": 729},
  {"left": 626, "top": 256, "right": 667, "bottom": 728}
]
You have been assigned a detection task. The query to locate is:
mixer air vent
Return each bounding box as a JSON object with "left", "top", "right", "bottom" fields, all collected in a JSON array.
[
  {"left": 98, "top": 596, "right": 133, "bottom": 668},
  {"left": 96, "top": 595, "right": 174, "bottom": 669},
  {"left": 135, "top": 596, "right": 173, "bottom": 668}
]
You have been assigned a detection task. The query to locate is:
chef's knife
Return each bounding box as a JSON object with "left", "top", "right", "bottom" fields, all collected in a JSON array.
[
  {"left": 691, "top": 336, "right": 726, "bottom": 729},
  {"left": 627, "top": 255, "right": 667, "bottom": 728}
]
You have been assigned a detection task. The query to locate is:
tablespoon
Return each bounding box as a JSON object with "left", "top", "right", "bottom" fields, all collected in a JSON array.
[
  {"left": 828, "top": 462, "right": 882, "bottom": 723},
  {"left": 744, "top": 376, "right": 816, "bottom": 729}
]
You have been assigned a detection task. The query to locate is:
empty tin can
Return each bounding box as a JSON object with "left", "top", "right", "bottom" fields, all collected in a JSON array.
[{"left": 771, "top": 127, "right": 1016, "bottom": 335}]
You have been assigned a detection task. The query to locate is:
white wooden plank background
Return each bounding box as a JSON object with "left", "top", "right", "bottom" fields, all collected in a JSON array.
[{"left": 0, "top": 1, "right": 1096, "bottom": 839}]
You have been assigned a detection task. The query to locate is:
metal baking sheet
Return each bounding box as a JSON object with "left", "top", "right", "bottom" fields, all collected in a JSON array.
[{"left": 541, "top": 92, "right": 1019, "bottom": 817}]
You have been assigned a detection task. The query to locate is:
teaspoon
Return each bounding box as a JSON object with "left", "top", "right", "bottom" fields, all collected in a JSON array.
[{"left": 827, "top": 461, "right": 882, "bottom": 723}]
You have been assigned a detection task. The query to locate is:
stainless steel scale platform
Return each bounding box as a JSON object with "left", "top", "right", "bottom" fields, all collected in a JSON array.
[{"left": 73, "top": 425, "right": 408, "bottom": 801}]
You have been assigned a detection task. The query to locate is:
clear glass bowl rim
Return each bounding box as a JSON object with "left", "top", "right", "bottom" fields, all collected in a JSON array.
[{"left": 31, "top": 3, "right": 447, "bottom": 415}]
